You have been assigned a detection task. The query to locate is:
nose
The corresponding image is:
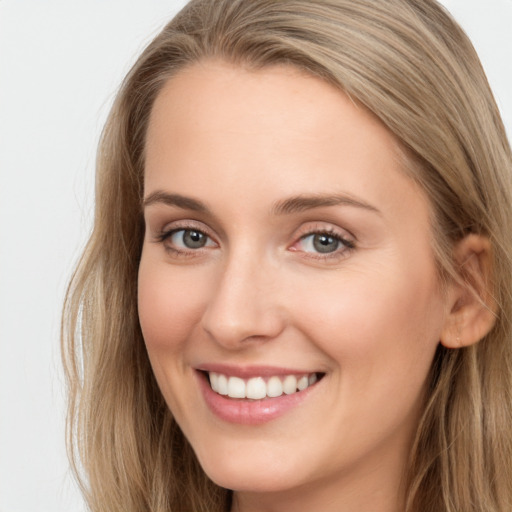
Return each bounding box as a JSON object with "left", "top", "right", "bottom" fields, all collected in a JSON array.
[{"left": 201, "top": 250, "right": 286, "bottom": 349}]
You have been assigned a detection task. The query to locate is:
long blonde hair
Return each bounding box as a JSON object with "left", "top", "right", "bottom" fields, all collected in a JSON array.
[{"left": 62, "top": 1, "right": 512, "bottom": 510}]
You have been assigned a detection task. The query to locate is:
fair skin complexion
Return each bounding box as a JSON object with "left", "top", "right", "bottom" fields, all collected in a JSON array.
[{"left": 138, "top": 61, "right": 491, "bottom": 512}]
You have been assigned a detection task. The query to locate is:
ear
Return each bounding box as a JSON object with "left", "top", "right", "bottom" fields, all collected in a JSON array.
[{"left": 440, "top": 234, "right": 497, "bottom": 349}]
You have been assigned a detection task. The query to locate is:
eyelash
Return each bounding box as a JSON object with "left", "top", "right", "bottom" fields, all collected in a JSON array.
[
  {"left": 154, "top": 224, "right": 355, "bottom": 260},
  {"left": 155, "top": 223, "right": 217, "bottom": 257},
  {"left": 293, "top": 228, "right": 355, "bottom": 260}
]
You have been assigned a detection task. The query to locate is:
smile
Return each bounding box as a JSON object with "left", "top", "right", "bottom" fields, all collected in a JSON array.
[
  {"left": 208, "top": 372, "right": 319, "bottom": 400},
  {"left": 197, "top": 367, "right": 325, "bottom": 424}
]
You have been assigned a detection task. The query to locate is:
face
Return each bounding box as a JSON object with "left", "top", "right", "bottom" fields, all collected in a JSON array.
[{"left": 138, "top": 61, "right": 451, "bottom": 508}]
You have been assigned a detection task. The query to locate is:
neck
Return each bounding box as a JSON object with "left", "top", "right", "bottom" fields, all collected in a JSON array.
[
  {"left": 230, "top": 454, "right": 407, "bottom": 512},
  {"left": 231, "top": 472, "right": 404, "bottom": 512}
]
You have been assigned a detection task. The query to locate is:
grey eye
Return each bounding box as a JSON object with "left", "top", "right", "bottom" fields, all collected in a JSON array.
[
  {"left": 311, "top": 233, "right": 340, "bottom": 253},
  {"left": 297, "top": 232, "right": 348, "bottom": 255},
  {"left": 171, "top": 229, "right": 209, "bottom": 249}
]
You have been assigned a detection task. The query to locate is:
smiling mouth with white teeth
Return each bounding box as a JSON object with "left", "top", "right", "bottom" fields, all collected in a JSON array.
[{"left": 207, "top": 372, "right": 323, "bottom": 400}]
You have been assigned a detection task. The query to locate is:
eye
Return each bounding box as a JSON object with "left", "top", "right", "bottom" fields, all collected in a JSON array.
[
  {"left": 301, "top": 233, "right": 341, "bottom": 253},
  {"left": 293, "top": 230, "right": 355, "bottom": 257},
  {"left": 168, "top": 229, "right": 214, "bottom": 249},
  {"left": 157, "top": 227, "right": 217, "bottom": 255}
]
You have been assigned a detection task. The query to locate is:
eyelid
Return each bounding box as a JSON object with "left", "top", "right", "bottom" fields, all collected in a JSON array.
[
  {"left": 153, "top": 219, "right": 219, "bottom": 255},
  {"left": 151, "top": 219, "right": 355, "bottom": 261},
  {"left": 154, "top": 219, "right": 215, "bottom": 239},
  {"left": 289, "top": 222, "right": 356, "bottom": 259},
  {"left": 292, "top": 222, "right": 355, "bottom": 243}
]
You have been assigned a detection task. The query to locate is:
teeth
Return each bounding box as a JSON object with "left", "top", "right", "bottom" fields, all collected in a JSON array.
[
  {"left": 267, "top": 376, "right": 283, "bottom": 398},
  {"left": 246, "top": 377, "right": 267, "bottom": 399},
  {"left": 208, "top": 372, "right": 319, "bottom": 400},
  {"left": 283, "top": 375, "right": 297, "bottom": 395},
  {"left": 217, "top": 374, "right": 228, "bottom": 395},
  {"left": 297, "top": 375, "right": 309, "bottom": 391},
  {"left": 210, "top": 372, "right": 219, "bottom": 392},
  {"left": 228, "top": 376, "right": 246, "bottom": 398}
]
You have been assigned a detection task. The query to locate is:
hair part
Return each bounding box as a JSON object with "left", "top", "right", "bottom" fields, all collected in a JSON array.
[{"left": 62, "top": 1, "right": 512, "bottom": 510}]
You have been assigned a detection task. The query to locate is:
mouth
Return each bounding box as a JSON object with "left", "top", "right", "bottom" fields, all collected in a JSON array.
[
  {"left": 196, "top": 367, "right": 325, "bottom": 424},
  {"left": 200, "top": 369, "right": 325, "bottom": 400}
]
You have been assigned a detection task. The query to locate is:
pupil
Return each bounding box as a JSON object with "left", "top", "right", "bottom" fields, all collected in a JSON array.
[
  {"left": 183, "top": 230, "right": 206, "bottom": 249},
  {"left": 313, "top": 234, "right": 338, "bottom": 253}
]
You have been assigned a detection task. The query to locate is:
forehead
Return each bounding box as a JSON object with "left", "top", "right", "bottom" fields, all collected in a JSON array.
[
  {"left": 144, "top": 60, "right": 430, "bottom": 228},
  {"left": 146, "top": 60, "right": 398, "bottom": 149}
]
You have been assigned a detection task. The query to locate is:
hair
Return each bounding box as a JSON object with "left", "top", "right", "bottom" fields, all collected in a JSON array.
[{"left": 62, "top": 0, "right": 512, "bottom": 511}]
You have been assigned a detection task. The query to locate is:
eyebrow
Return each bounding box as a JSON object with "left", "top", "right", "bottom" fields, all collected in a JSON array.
[
  {"left": 142, "top": 191, "right": 210, "bottom": 213},
  {"left": 271, "top": 194, "right": 381, "bottom": 216},
  {"left": 142, "top": 190, "right": 381, "bottom": 216}
]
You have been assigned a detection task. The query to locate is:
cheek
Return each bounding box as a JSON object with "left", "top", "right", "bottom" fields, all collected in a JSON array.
[
  {"left": 293, "top": 273, "right": 443, "bottom": 451},
  {"left": 137, "top": 254, "right": 211, "bottom": 419},
  {"left": 293, "top": 261, "right": 445, "bottom": 386},
  {"left": 137, "top": 255, "right": 207, "bottom": 353}
]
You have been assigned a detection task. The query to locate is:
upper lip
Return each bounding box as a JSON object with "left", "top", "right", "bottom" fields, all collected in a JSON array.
[{"left": 196, "top": 363, "right": 322, "bottom": 379}]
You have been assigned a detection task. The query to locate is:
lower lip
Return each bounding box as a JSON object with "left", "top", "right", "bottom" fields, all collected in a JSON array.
[{"left": 197, "top": 372, "right": 317, "bottom": 425}]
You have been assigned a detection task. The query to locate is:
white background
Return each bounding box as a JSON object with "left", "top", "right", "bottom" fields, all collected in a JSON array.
[{"left": 0, "top": 1, "right": 510, "bottom": 511}]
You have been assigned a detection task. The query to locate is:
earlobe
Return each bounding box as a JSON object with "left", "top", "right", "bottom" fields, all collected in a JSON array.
[{"left": 440, "top": 234, "right": 497, "bottom": 349}]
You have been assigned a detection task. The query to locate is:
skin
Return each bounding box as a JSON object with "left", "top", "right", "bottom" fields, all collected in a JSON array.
[{"left": 138, "top": 61, "right": 457, "bottom": 512}]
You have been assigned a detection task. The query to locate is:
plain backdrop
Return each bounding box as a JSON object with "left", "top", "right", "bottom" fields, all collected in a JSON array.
[{"left": 0, "top": 1, "right": 510, "bottom": 511}]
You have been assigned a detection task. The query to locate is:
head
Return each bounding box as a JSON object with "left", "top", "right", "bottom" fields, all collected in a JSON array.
[{"left": 62, "top": 1, "right": 512, "bottom": 511}]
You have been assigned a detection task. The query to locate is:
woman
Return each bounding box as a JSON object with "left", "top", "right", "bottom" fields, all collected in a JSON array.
[{"left": 62, "top": 0, "right": 512, "bottom": 510}]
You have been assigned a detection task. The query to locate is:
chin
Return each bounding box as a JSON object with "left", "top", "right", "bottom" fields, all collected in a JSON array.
[{"left": 196, "top": 446, "right": 306, "bottom": 493}]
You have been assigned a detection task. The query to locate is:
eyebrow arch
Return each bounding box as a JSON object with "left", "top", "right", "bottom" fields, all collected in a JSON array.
[
  {"left": 272, "top": 194, "right": 381, "bottom": 216},
  {"left": 142, "top": 190, "right": 381, "bottom": 217},
  {"left": 142, "top": 191, "right": 210, "bottom": 213}
]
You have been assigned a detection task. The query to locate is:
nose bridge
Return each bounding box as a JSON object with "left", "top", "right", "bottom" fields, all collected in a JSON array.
[{"left": 201, "top": 243, "right": 284, "bottom": 348}]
